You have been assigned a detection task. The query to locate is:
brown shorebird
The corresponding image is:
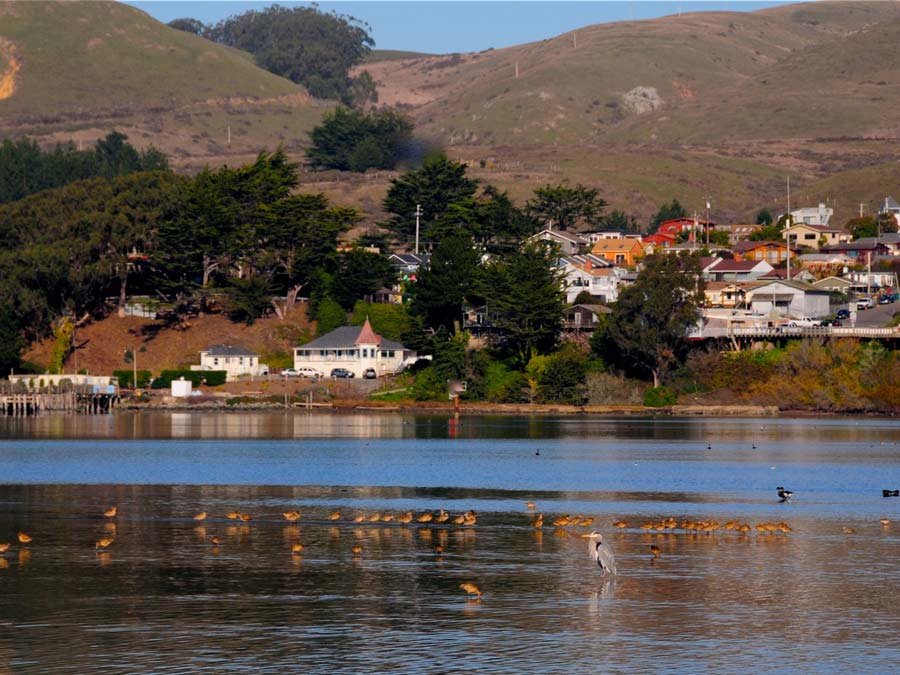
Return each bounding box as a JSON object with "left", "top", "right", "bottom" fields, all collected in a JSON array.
[
  {"left": 95, "top": 538, "right": 114, "bottom": 550},
  {"left": 193, "top": 512, "right": 207, "bottom": 521},
  {"left": 459, "top": 583, "right": 482, "bottom": 598},
  {"left": 104, "top": 506, "right": 118, "bottom": 518},
  {"left": 17, "top": 532, "right": 32, "bottom": 544}
]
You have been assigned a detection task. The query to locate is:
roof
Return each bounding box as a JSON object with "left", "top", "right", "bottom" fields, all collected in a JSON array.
[
  {"left": 707, "top": 259, "right": 769, "bottom": 272},
  {"left": 811, "top": 276, "right": 852, "bottom": 287},
  {"left": 822, "top": 240, "right": 888, "bottom": 252},
  {"left": 798, "top": 253, "right": 851, "bottom": 262},
  {"left": 733, "top": 240, "right": 790, "bottom": 253},
  {"left": 884, "top": 196, "right": 900, "bottom": 210},
  {"left": 749, "top": 279, "right": 829, "bottom": 293},
  {"left": 592, "top": 239, "right": 642, "bottom": 253},
  {"left": 565, "top": 303, "right": 612, "bottom": 315},
  {"left": 203, "top": 344, "right": 258, "bottom": 357},
  {"left": 531, "top": 228, "right": 588, "bottom": 245},
  {"left": 786, "top": 223, "right": 844, "bottom": 233},
  {"left": 389, "top": 253, "right": 430, "bottom": 267},
  {"left": 560, "top": 254, "right": 613, "bottom": 275},
  {"left": 300, "top": 321, "right": 406, "bottom": 351}
]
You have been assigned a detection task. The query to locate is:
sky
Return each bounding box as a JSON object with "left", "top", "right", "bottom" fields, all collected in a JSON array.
[{"left": 125, "top": 1, "right": 793, "bottom": 54}]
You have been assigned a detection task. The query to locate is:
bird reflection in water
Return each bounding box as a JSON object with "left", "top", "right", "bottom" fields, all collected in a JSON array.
[
  {"left": 0, "top": 558, "right": 8, "bottom": 570},
  {"left": 18, "top": 549, "right": 31, "bottom": 567},
  {"left": 193, "top": 526, "right": 206, "bottom": 540},
  {"left": 589, "top": 577, "right": 616, "bottom": 613},
  {"left": 96, "top": 551, "right": 112, "bottom": 567},
  {"left": 282, "top": 526, "right": 300, "bottom": 542},
  {"left": 103, "top": 522, "right": 117, "bottom": 536}
]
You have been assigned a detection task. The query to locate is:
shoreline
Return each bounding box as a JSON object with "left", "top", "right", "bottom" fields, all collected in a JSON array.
[{"left": 109, "top": 398, "right": 888, "bottom": 418}]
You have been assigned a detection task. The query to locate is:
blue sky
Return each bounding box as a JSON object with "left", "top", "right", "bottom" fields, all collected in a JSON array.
[{"left": 125, "top": 1, "right": 791, "bottom": 54}]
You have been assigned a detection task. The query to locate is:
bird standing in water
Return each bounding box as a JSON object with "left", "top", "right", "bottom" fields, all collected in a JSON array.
[
  {"left": 777, "top": 486, "right": 793, "bottom": 503},
  {"left": 17, "top": 532, "right": 32, "bottom": 544},
  {"left": 459, "top": 583, "right": 482, "bottom": 598},
  {"left": 104, "top": 506, "right": 117, "bottom": 518},
  {"left": 586, "top": 531, "right": 616, "bottom": 575}
]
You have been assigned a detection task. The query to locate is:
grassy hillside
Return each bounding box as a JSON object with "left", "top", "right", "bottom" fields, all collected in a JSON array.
[
  {"left": 364, "top": 1, "right": 900, "bottom": 146},
  {"left": 0, "top": 1, "right": 325, "bottom": 165}
]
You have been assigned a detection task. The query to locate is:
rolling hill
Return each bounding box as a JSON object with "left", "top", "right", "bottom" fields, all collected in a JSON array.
[
  {"left": 0, "top": 0, "right": 326, "bottom": 167},
  {"left": 3, "top": 1, "right": 900, "bottom": 227}
]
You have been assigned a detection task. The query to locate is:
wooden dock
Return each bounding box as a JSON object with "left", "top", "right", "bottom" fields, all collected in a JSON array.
[{"left": 0, "top": 387, "right": 118, "bottom": 416}]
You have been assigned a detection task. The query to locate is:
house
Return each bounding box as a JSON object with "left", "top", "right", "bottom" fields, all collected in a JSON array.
[
  {"left": 874, "top": 233, "right": 900, "bottom": 256},
  {"left": 811, "top": 276, "right": 853, "bottom": 294},
  {"left": 367, "top": 286, "right": 404, "bottom": 304},
  {"left": 880, "top": 196, "right": 900, "bottom": 227},
  {"left": 529, "top": 229, "right": 588, "bottom": 255},
  {"left": 657, "top": 217, "right": 715, "bottom": 238},
  {"left": 192, "top": 344, "right": 267, "bottom": 381},
  {"left": 790, "top": 203, "right": 834, "bottom": 227},
  {"left": 746, "top": 280, "right": 831, "bottom": 318},
  {"left": 703, "top": 282, "right": 759, "bottom": 309},
  {"left": 388, "top": 253, "right": 430, "bottom": 279},
  {"left": 558, "top": 254, "right": 626, "bottom": 303},
  {"left": 797, "top": 252, "right": 853, "bottom": 268},
  {"left": 583, "top": 230, "right": 624, "bottom": 244},
  {"left": 293, "top": 319, "right": 415, "bottom": 378},
  {"left": 733, "top": 240, "right": 796, "bottom": 265},
  {"left": 713, "top": 223, "right": 760, "bottom": 244},
  {"left": 703, "top": 258, "right": 774, "bottom": 282},
  {"left": 642, "top": 232, "right": 677, "bottom": 250},
  {"left": 591, "top": 238, "right": 644, "bottom": 267},
  {"left": 783, "top": 223, "right": 849, "bottom": 250},
  {"left": 563, "top": 304, "right": 611, "bottom": 331},
  {"left": 820, "top": 239, "right": 890, "bottom": 261}
]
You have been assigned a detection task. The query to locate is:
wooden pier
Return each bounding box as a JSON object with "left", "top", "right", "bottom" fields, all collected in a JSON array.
[{"left": 0, "top": 382, "right": 118, "bottom": 416}]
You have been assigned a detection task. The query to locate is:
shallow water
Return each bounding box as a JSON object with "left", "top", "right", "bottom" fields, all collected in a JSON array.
[{"left": 1, "top": 412, "right": 899, "bottom": 674}]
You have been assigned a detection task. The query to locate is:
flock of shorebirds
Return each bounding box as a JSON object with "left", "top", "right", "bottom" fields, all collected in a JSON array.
[{"left": 2, "top": 495, "right": 895, "bottom": 598}]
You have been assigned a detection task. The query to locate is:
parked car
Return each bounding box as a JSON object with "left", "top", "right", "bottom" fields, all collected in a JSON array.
[
  {"left": 856, "top": 298, "right": 875, "bottom": 310},
  {"left": 836, "top": 309, "right": 850, "bottom": 320},
  {"left": 821, "top": 319, "right": 842, "bottom": 327},
  {"left": 363, "top": 368, "right": 377, "bottom": 379},
  {"left": 879, "top": 295, "right": 894, "bottom": 305},
  {"left": 281, "top": 368, "right": 299, "bottom": 377},
  {"left": 330, "top": 368, "right": 355, "bottom": 379}
]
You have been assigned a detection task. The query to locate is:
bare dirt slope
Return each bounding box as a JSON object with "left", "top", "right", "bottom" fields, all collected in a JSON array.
[{"left": 22, "top": 307, "right": 314, "bottom": 375}]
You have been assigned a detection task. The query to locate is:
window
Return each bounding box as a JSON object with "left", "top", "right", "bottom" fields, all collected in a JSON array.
[
  {"left": 213, "top": 358, "right": 219, "bottom": 366},
  {"left": 384, "top": 350, "right": 395, "bottom": 358},
  {"left": 362, "top": 348, "right": 368, "bottom": 358},
  {"left": 615, "top": 254, "right": 626, "bottom": 265},
  {"left": 804, "top": 233, "right": 816, "bottom": 241}
]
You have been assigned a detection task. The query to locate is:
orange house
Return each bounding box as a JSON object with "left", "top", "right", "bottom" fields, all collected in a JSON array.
[
  {"left": 591, "top": 238, "right": 644, "bottom": 267},
  {"left": 733, "top": 240, "right": 796, "bottom": 265}
]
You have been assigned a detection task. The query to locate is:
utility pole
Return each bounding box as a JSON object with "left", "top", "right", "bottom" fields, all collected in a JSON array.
[
  {"left": 705, "top": 198, "right": 711, "bottom": 246},
  {"left": 573, "top": 32, "right": 577, "bottom": 49},
  {"left": 133, "top": 347, "right": 138, "bottom": 391},
  {"left": 414, "top": 204, "right": 423, "bottom": 255},
  {"left": 515, "top": 61, "right": 519, "bottom": 79}
]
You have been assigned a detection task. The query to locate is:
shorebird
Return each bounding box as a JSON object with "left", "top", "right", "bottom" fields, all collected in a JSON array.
[
  {"left": 525, "top": 502, "right": 537, "bottom": 510},
  {"left": 226, "top": 512, "right": 240, "bottom": 520},
  {"left": 459, "top": 583, "right": 482, "bottom": 598},
  {"left": 240, "top": 513, "right": 252, "bottom": 522},
  {"left": 193, "top": 512, "right": 207, "bottom": 521},
  {"left": 435, "top": 510, "right": 449, "bottom": 524},
  {"left": 211, "top": 536, "right": 221, "bottom": 546},
  {"left": 328, "top": 511, "right": 341, "bottom": 521},
  {"left": 352, "top": 513, "right": 366, "bottom": 523},
  {"left": 586, "top": 532, "right": 616, "bottom": 575},
  {"left": 777, "top": 486, "right": 793, "bottom": 503},
  {"left": 880, "top": 518, "right": 891, "bottom": 526},
  {"left": 417, "top": 512, "right": 433, "bottom": 523},
  {"left": 351, "top": 545, "right": 363, "bottom": 556},
  {"left": 434, "top": 545, "right": 444, "bottom": 555},
  {"left": 842, "top": 527, "right": 856, "bottom": 535},
  {"left": 291, "top": 543, "right": 304, "bottom": 554},
  {"left": 397, "top": 512, "right": 413, "bottom": 524},
  {"left": 649, "top": 545, "right": 661, "bottom": 559},
  {"left": 283, "top": 511, "right": 301, "bottom": 522},
  {"left": 95, "top": 538, "right": 114, "bottom": 549},
  {"left": 17, "top": 532, "right": 32, "bottom": 544},
  {"left": 531, "top": 514, "right": 544, "bottom": 528},
  {"left": 367, "top": 512, "right": 381, "bottom": 523},
  {"left": 0, "top": 543, "right": 10, "bottom": 553},
  {"left": 614, "top": 521, "right": 628, "bottom": 529},
  {"left": 104, "top": 506, "right": 118, "bottom": 518}
]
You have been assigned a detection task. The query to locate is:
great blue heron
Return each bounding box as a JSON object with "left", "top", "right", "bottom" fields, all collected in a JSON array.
[
  {"left": 777, "top": 486, "right": 793, "bottom": 502},
  {"left": 587, "top": 531, "right": 616, "bottom": 575}
]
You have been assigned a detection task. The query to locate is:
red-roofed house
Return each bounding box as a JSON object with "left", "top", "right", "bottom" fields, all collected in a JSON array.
[{"left": 703, "top": 258, "right": 774, "bottom": 282}]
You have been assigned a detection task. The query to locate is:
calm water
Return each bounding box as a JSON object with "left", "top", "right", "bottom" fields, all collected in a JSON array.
[{"left": 1, "top": 412, "right": 899, "bottom": 674}]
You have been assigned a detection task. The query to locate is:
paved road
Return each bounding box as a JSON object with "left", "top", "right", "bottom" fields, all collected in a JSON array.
[{"left": 846, "top": 300, "right": 898, "bottom": 327}]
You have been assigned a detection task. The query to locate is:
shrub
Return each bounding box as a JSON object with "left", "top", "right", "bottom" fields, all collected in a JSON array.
[
  {"left": 644, "top": 386, "right": 677, "bottom": 407},
  {"left": 410, "top": 367, "right": 446, "bottom": 401},
  {"left": 113, "top": 369, "right": 153, "bottom": 389},
  {"left": 151, "top": 370, "right": 227, "bottom": 388},
  {"left": 536, "top": 348, "right": 588, "bottom": 405},
  {"left": 483, "top": 361, "right": 528, "bottom": 403},
  {"left": 315, "top": 297, "right": 347, "bottom": 336}
]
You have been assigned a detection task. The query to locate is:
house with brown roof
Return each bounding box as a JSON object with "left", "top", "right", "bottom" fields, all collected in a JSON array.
[
  {"left": 703, "top": 258, "right": 774, "bottom": 282},
  {"left": 591, "top": 238, "right": 644, "bottom": 267},
  {"left": 557, "top": 254, "right": 626, "bottom": 303},
  {"left": 733, "top": 240, "right": 796, "bottom": 265}
]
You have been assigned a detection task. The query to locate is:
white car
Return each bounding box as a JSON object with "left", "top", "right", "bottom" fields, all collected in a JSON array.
[{"left": 283, "top": 367, "right": 322, "bottom": 379}]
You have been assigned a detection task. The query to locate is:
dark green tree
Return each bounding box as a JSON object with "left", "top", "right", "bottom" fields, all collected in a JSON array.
[
  {"left": 601, "top": 209, "right": 641, "bottom": 234},
  {"left": 382, "top": 155, "right": 478, "bottom": 246},
  {"left": 596, "top": 253, "right": 705, "bottom": 387},
  {"left": 0, "top": 303, "right": 24, "bottom": 376},
  {"left": 307, "top": 107, "right": 414, "bottom": 171},
  {"left": 408, "top": 235, "right": 480, "bottom": 332},
  {"left": 756, "top": 209, "right": 774, "bottom": 225},
  {"left": 314, "top": 296, "right": 347, "bottom": 336},
  {"left": 167, "top": 18, "right": 207, "bottom": 35},
  {"left": 536, "top": 347, "right": 588, "bottom": 405},
  {"left": 478, "top": 242, "right": 565, "bottom": 366},
  {"left": 650, "top": 199, "right": 687, "bottom": 232},
  {"left": 223, "top": 275, "right": 277, "bottom": 324},
  {"left": 525, "top": 182, "right": 606, "bottom": 231},
  {"left": 329, "top": 249, "right": 396, "bottom": 311},
  {"left": 207, "top": 5, "right": 374, "bottom": 106}
]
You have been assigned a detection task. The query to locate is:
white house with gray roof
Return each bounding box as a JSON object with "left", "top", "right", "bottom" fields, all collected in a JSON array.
[
  {"left": 193, "top": 344, "right": 267, "bottom": 381},
  {"left": 293, "top": 319, "right": 416, "bottom": 378}
]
